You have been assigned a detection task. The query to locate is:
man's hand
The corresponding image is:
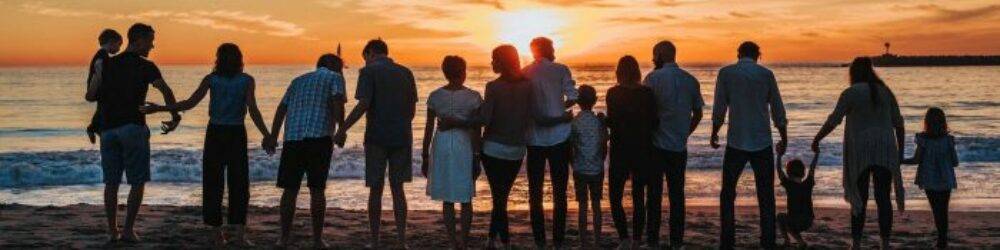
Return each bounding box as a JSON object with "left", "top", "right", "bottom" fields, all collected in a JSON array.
[
  {"left": 332, "top": 129, "right": 347, "bottom": 148},
  {"left": 811, "top": 139, "right": 821, "bottom": 153},
  {"left": 776, "top": 139, "right": 787, "bottom": 156},
  {"left": 160, "top": 114, "right": 181, "bottom": 135},
  {"left": 262, "top": 135, "right": 277, "bottom": 155},
  {"left": 710, "top": 133, "right": 721, "bottom": 149}
]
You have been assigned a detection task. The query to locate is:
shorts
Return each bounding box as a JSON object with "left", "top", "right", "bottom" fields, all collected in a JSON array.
[
  {"left": 277, "top": 137, "right": 332, "bottom": 189},
  {"left": 364, "top": 143, "right": 413, "bottom": 187},
  {"left": 100, "top": 124, "right": 151, "bottom": 185}
]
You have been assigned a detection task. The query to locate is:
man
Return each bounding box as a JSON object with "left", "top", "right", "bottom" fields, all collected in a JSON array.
[
  {"left": 334, "top": 39, "right": 417, "bottom": 249},
  {"left": 264, "top": 54, "right": 346, "bottom": 248},
  {"left": 643, "top": 41, "right": 704, "bottom": 249},
  {"left": 521, "top": 36, "right": 577, "bottom": 249},
  {"left": 86, "top": 23, "right": 182, "bottom": 243},
  {"left": 711, "top": 41, "right": 788, "bottom": 249}
]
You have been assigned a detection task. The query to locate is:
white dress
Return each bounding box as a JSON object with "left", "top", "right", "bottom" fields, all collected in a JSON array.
[{"left": 426, "top": 87, "right": 482, "bottom": 203}]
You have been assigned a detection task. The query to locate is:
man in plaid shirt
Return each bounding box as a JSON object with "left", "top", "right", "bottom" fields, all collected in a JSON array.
[{"left": 264, "top": 54, "right": 346, "bottom": 248}]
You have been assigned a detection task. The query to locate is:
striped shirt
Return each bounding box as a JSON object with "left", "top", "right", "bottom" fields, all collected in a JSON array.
[{"left": 280, "top": 67, "right": 345, "bottom": 141}]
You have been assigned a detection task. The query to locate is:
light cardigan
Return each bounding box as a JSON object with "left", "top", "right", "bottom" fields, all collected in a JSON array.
[{"left": 820, "top": 82, "right": 905, "bottom": 215}]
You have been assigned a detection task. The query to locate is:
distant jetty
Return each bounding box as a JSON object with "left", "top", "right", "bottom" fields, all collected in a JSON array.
[
  {"left": 864, "top": 42, "right": 1000, "bottom": 67},
  {"left": 871, "top": 53, "right": 1000, "bottom": 67}
]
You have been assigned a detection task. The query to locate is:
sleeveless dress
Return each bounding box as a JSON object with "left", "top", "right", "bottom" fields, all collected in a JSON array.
[{"left": 426, "top": 87, "right": 483, "bottom": 203}]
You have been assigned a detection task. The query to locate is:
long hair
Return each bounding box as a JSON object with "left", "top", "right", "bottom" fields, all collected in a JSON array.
[
  {"left": 492, "top": 44, "right": 523, "bottom": 80},
  {"left": 923, "top": 107, "right": 949, "bottom": 138},
  {"left": 849, "top": 57, "right": 890, "bottom": 106},
  {"left": 616, "top": 55, "right": 641, "bottom": 85},
  {"left": 213, "top": 43, "right": 243, "bottom": 78}
]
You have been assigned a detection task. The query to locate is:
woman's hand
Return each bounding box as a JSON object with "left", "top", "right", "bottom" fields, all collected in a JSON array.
[
  {"left": 811, "top": 139, "right": 821, "bottom": 153},
  {"left": 138, "top": 101, "right": 164, "bottom": 114}
]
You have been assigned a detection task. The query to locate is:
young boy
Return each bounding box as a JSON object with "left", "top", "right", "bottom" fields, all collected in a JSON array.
[
  {"left": 776, "top": 151, "right": 819, "bottom": 247},
  {"left": 85, "top": 29, "right": 123, "bottom": 143},
  {"left": 569, "top": 84, "right": 608, "bottom": 248}
]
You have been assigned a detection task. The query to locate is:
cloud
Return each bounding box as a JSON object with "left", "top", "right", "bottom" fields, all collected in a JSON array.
[
  {"left": 907, "top": 4, "right": 1000, "bottom": 22},
  {"left": 20, "top": 3, "right": 307, "bottom": 38},
  {"left": 728, "top": 11, "right": 751, "bottom": 18},
  {"left": 455, "top": 0, "right": 505, "bottom": 10},
  {"left": 606, "top": 16, "right": 662, "bottom": 24},
  {"left": 535, "top": 0, "right": 622, "bottom": 8}
]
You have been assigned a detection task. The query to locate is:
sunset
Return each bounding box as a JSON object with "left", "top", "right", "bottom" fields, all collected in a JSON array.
[
  {"left": 1, "top": 0, "right": 998, "bottom": 66},
  {"left": 1, "top": 0, "right": 1000, "bottom": 249}
]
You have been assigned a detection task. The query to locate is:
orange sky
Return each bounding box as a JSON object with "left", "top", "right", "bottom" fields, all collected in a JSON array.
[{"left": 1, "top": 0, "right": 998, "bottom": 66}]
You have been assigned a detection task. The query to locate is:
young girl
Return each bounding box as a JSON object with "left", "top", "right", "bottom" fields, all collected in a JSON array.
[
  {"left": 776, "top": 151, "right": 819, "bottom": 248},
  {"left": 421, "top": 55, "right": 482, "bottom": 249},
  {"left": 140, "top": 43, "right": 271, "bottom": 247},
  {"left": 903, "top": 107, "right": 958, "bottom": 249}
]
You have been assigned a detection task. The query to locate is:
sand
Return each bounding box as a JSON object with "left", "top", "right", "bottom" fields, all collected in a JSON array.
[{"left": 1, "top": 203, "right": 998, "bottom": 249}]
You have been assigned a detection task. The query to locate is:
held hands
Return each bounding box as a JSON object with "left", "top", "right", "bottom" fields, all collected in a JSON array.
[
  {"left": 332, "top": 129, "right": 347, "bottom": 148},
  {"left": 710, "top": 133, "right": 721, "bottom": 149},
  {"left": 810, "top": 140, "right": 821, "bottom": 153},
  {"left": 262, "top": 135, "right": 277, "bottom": 155},
  {"left": 160, "top": 113, "right": 181, "bottom": 135},
  {"left": 776, "top": 139, "right": 788, "bottom": 156}
]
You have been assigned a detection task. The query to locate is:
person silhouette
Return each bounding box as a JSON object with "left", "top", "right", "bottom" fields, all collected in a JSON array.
[{"left": 711, "top": 41, "right": 788, "bottom": 249}]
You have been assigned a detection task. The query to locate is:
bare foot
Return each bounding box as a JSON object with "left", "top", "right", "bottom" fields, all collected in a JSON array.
[
  {"left": 212, "top": 229, "right": 227, "bottom": 248},
  {"left": 313, "top": 239, "right": 330, "bottom": 249},
  {"left": 120, "top": 230, "right": 141, "bottom": 244}
]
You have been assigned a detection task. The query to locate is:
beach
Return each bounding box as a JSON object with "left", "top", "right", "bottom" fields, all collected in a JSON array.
[{"left": 2, "top": 203, "right": 998, "bottom": 249}]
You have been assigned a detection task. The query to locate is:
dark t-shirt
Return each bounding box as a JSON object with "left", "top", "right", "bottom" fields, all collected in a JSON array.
[
  {"left": 605, "top": 84, "right": 658, "bottom": 149},
  {"left": 480, "top": 77, "right": 534, "bottom": 146},
  {"left": 87, "top": 49, "right": 110, "bottom": 90},
  {"left": 355, "top": 57, "right": 417, "bottom": 147},
  {"left": 97, "top": 52, "right": 162, "bottom": 131},
  {"left": 782, "top": 177, "right": 815, "bottom": 221}
]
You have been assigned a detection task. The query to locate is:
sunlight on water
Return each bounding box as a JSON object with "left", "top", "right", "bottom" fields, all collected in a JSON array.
[{"left": 1, "top": 65, "right": 998, "bottom": 210}]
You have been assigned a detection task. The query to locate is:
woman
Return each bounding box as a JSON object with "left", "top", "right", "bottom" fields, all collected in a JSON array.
[
  {"left": 604, "top": 55, "right": 659, "bottom": 248},
  {"left": 812, "top": 57, "right": 905, "bottom": 249},
  {"left": 421, "top": 55, "right": 482, "bottom": 249},
  {"left": 478, "top": 45, "right": 534, "bottom": 249},
  {"left": 141, "top": 43, "right": 271, "bottom": 247}
]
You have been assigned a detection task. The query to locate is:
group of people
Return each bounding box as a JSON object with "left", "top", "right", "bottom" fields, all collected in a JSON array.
[{"left": 86, "top": 22, "right": 960, "bottom": 249}]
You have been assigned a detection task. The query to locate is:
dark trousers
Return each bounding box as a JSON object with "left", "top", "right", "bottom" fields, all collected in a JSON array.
[
  {"left": 720, "top": 146, "right": 776, "bottom": 249},
  {"left": 202, "top": 124, "right": 249, "bottom": 226},
  {"left": 527, "top": 141, "right": 571, "bottom": 246},
  {"left": 483, "top": 154, "right": 522, "bottom": 243},
  {"left": 609, "top": 144, "right": 659, "bottom": 245},
  {"left": 851, "top": 166, "right": 894, "bottom": 242},
  {"left": 926, "top": 189, "right": 951, "bottom": 248},
  {"left": 652, "top": 148, "right": 687, "bottom": 246}
]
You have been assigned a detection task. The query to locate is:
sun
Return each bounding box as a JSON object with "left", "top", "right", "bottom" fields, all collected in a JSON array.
[{"left": 493, "top": 8, "right": 565, "bottom": 58}]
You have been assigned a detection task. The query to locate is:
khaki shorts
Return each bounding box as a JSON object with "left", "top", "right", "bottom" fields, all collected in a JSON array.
[{"left": 364, "top": 144, "right": 413, "bottom": 187}]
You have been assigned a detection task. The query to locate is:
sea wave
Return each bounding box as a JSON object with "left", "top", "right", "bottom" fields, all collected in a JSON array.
[{"left": 1, "top": 136, "right": 997, "bottom": 187}]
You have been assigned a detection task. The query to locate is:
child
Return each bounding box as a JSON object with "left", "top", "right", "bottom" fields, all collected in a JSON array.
[
  {"left": 140, "top": 43, "right": 271, "bottom": 247},
  {"left": 569, "top": 84, "right": 607, "bottom": 248},
  {"left": 776, "top": 151, "right": 818, "bottom": 248},
  {"left": 902, "top": 107, "right": 958, "bottom": 249},
  {"left": 421, "top": 55, "right": 482, "bottom": 249},
  {"left": 84, "top": 29, "right": 123, "bottom": 143}
]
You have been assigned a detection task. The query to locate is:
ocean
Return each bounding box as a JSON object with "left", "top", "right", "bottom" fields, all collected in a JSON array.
[{"left": 1, "top": 65, "right": 998, "bottom": 211}]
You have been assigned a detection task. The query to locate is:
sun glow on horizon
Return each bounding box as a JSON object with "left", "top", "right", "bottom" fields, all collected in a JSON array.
[{"left": 492, "top": 8, "right": 566, "bottom": 58}]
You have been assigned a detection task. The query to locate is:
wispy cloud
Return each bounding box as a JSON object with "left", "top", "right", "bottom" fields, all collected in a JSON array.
[
  {"left": 606, "top": 16, "right": 662, "bottom": 24},
  {"left": 20, "top": 3, "right": 307, "bottom": 39},
  {"left": 906, "top": 4, "right": 1000, "bottom": 22},
  {"left": 456, "top": 0, "right": 505, "bottom": 10}
]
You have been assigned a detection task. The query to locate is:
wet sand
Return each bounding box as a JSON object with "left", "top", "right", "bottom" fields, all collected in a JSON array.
[{"left": 2, "top": 203, "right": 998, "bottom": 249}]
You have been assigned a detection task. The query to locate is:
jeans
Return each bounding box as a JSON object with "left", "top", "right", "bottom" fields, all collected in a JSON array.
[
  {"left": 652, "top": 148, "right": 687, "bottom": 246},
  {"left": 719, "top": 146, "right": 776, "bottom": 249},
  {"left": 851, "top": 166, "right": 894, "bottom": 242},
  {"left": 527, "top": 141, "right": 571, "bottom": 246},
  {"left": 202, "top": 124, "right": 249, "bottom": 226},
  {"left": 926, "top": 189, "right": 951, "bottom": 248},
  {"left": 483, "top": 154, "right": 522, "bottom": 243}
]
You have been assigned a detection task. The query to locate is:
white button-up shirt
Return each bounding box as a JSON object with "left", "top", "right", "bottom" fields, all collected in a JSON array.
[
  {"left": 523, "top": 58, "right": 578, "bottom": 147},
  {"left": 711, "top": 58, "right": 787, "bottom": 151},
  {"left": 644, "top": 63, "right": 704, "bottom": 152}
]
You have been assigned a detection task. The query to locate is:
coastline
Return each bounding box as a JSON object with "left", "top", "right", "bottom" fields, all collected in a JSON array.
[{"left": 2, "top": 203, "right": 998, "bottom": 249}]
